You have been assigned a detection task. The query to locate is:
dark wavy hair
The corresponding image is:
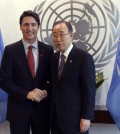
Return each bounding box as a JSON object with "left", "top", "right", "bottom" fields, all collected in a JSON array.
[{"left": 19, "top": 10, "right": 40, "bottom": 26}]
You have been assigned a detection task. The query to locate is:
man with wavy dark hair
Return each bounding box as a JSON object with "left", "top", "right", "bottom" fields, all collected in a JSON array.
[{"left": 0, "top": 10, "right": 53, "bottom": 134}]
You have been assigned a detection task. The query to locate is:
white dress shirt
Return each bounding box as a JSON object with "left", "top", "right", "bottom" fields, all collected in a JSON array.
[
  {"left": 59, "top": 44, "right": 73, "bottom": 65},
  {"left": 22, "top": 39, "right": 39, "bottom": 74}
]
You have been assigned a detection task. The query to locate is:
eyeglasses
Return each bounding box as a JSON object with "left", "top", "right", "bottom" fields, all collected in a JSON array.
[{"left": 52, "top": 33, "right": 71, "bottom": 38}]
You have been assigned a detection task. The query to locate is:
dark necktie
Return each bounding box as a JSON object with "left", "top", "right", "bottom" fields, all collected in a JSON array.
[
  {"left": 58, "top": 54, "right": 66, "bottom": 79},
  {"left": 27, "top": 45, "right": 35, "bottom": 78}
]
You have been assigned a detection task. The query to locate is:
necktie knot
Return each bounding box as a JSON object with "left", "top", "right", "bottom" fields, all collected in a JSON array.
[
  {"left": 60, "top": 54, "right": 66, "bottom": 60},
  {"left": 28, "top": 45, "right": 33, "bottom": 50}
]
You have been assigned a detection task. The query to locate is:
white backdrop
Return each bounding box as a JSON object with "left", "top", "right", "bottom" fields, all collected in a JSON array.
[
  {"left": 0, "top": 0, "right": 120, "bottom": 107},
  {"left": 0, "top": 0, "right": 120, "bottom": 134},
  {"left": 0, "top": 0, "right": 120, "bottom": 133}
]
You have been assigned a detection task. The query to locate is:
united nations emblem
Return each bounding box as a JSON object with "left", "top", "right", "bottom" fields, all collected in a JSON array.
[{"left": 34, "top": 0, "right": 120, "bottom": 73}]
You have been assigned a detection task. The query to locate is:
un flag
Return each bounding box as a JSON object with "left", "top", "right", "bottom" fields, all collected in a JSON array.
[
  {"left": 106, "top": 37, "right": 120, "bottom": 129},
  {"left": 0, "top": 29, "right": 8, "bottom": 123}
]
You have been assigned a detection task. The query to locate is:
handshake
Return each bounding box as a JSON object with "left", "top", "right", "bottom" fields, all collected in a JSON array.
[{"left": 27, "top": 88, "right": 47, "bottom": 103}]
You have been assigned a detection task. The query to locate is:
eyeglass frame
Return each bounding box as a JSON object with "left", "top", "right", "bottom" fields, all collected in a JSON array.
[{"left": 52, "top": 32, "right": 72, "bottom": 38}]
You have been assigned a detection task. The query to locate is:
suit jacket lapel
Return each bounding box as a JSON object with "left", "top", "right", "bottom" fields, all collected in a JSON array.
[
  {"left": 55, "top": 52, "right": 60, "bottom": 81},
  {"left": 35, "top": 41, "right": 44, "bottom": 78},
  {"left": 35, "top": 41, "right": 51, "bottom": 79},
  {"left": 52, "top": 51, "right": 60, "bottom": 85},
  {"left": 17, "top": 40, "right": 32, "bottom": 77}
]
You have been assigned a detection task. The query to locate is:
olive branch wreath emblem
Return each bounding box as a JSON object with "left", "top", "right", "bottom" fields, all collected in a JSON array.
[
  {"left": 96, "top": 0, "right": 120, "bottom": 88},
  {"left": 33, "top": 0, "right": 120, "bottom": 88}
]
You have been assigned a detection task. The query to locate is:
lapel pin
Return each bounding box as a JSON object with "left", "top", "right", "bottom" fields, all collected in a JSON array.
[{"left": 47, "top": 81, "right": 50, "bottom": 84}]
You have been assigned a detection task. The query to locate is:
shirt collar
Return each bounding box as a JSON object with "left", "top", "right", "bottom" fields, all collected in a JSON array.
[
  {"left": 60, "top": 44, "right": 73, "bottom": 58},
  {"left": 22, "top": 39, "right": 38, "bottom": 50}
]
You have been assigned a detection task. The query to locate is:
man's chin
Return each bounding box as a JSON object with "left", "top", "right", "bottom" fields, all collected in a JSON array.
[
  {"left": 58, "top": 49, "right": 65, "bottom": 53},
  {"left": 25, "top": 38, "right": 36, "bottom": 43}
]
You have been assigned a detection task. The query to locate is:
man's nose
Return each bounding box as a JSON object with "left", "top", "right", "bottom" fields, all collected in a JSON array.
[
  {"left": 56, "top": 35, "right": 62, "bottom": 41},
  {"left": 27, "top": 24, "right": 32, "bottom": 30}
]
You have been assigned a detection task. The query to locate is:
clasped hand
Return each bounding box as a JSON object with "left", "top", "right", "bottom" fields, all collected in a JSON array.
[{"left": 27, "top": 88, "right": 47, "bottom": 102}]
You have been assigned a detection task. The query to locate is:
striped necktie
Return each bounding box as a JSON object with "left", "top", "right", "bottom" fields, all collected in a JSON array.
[{"left": 58, "top": 54, "right": 66, "bottom": 79}]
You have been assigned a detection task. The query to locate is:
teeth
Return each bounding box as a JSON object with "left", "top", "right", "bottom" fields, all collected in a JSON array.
[
  {"left": 26, "top": 31, "right": 33, "bottom": 34},
  {"left": 27, "top": 33, "right": 33, "bottom": 35}
]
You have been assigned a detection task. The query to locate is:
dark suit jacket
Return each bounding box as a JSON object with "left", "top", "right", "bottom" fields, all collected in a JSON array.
[
  {"left": 0, "top": 40, "right": 53, "bottom": 126},
  {"left": 50, "top": 46, "right": 96, "bottom": 134}
]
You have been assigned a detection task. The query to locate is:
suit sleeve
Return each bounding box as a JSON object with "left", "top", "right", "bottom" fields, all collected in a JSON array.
[
  {"left": 0, "top": 46, "right": 28, "bottom": 102},
  {"left": 80, "top": 53, "right": 96, "bottom": 120}
]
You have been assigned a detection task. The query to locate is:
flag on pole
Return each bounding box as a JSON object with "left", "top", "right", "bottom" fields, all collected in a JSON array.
[
  {"left": 106, "top": 37, "right": 120, "bottom": 129},
  {"left": 0, "top": 29, "right": 8, "bottom": 123}
]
